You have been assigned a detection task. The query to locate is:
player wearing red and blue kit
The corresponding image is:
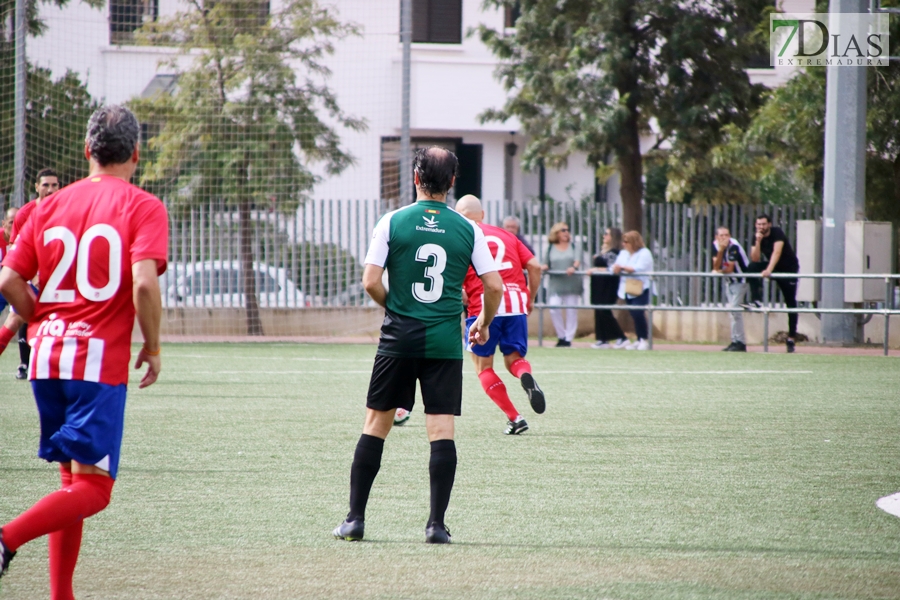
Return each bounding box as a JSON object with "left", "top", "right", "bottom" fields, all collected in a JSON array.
[
  {"left": 0, "top": 106, "right": 168, "bottom": 599},
  {"left": 457, "top": 195, "right": 546, "bottom": 435}
]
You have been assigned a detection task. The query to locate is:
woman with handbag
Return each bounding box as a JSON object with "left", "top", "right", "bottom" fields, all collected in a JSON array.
[
  {"left": 541, "top": 222, "right": 582, "bottom": 347},
  {"left": 611, "top": 231, "right": 653, "bottom": 350},
  {"left": 588, "top": 227, "right": 627, "bottom": 348}
]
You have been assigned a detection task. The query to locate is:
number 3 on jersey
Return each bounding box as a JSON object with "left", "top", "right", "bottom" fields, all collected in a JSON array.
[
  {"left": 40, "top": 224, "right": 123, "bottom": 303},
  {"left": 412, "top": 243, "right": 446, "bottom": 303}
]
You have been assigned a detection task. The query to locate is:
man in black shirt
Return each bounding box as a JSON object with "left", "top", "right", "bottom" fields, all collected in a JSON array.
[{"left": 747, "top": 214, "right": 800, "bottom": 353}]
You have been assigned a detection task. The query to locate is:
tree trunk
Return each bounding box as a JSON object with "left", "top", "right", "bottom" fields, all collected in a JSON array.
[
  {"left": 616, "top": 106, "right": 644, "bottom": 234},
  {"left": 238, "top": 172, "right": 264, "bottom": 336}
]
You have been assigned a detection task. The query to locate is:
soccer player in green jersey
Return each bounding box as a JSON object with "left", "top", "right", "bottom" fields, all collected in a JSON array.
[{"left": 333, "top": 147, "right": 503, "bottom": 544}]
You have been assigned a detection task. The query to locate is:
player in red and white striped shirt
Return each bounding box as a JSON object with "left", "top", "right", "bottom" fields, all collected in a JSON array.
[
  {"left": 0, "top": 169, "right": 59, "bottom": 379},
  {"left": 457, "top": 195, "right": 546, "bottom": 435},
  {"left": 0, "top": 105, "right": 168, "bottom": 596}
]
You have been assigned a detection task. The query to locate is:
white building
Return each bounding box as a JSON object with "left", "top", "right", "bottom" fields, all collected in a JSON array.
[{"left": 26, "top": 0, "right": 812, "bottom": 213}]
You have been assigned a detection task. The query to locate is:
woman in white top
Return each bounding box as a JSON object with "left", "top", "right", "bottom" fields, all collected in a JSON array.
[{"left": 610, "top": 230, "right": 653, "bottom": 350}]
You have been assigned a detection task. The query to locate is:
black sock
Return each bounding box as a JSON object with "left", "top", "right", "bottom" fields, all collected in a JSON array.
[
  {"left": 17, "top": 323, "right": 29, "bottom": 366},
  {"left": 348, "top": 434, "right": 384, "bottom": 521},
  {"left": 428, "top": 439, "right": 457, "bottom": 526}
]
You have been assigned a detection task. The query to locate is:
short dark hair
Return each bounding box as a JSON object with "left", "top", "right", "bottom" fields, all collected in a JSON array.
[
  {"left": 756, "top": 214, "right": 772, "bottom": 223},
  {"left": 414, "top": 146, "right": 458, "bottom": 196},
  {"left": 36, "top": 168, "right": 58, "bottom": 182},
  {"left": 85, "top": 105, "right": 140, "bottom": 166}
]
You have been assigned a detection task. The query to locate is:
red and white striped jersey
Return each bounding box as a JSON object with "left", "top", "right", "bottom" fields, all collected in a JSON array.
[
  {"left": 464, "top": 222, "right": 534, "bottom": 318},
  {"left": 2, "top": 175, "right": 169, "bottom": 386}
]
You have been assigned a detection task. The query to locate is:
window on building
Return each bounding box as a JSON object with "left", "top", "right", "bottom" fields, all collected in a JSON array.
[
  {"left": 381, "top": 137, "right": 479, "bottom": 207},
  {"left": 109, "top": 0, "right": 158, "bottom": 44},
  {"left": 411, "top": 0, "right": 462, "bottom": 44},
  {"left": 504, "top": 2, "right": 521, "bottom": 28}
]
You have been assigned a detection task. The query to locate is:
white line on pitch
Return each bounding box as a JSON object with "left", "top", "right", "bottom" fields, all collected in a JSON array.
[
  {"left": 877, "top": 492, "right": 900, "bottom": 519},
  {"left": 539, "top": 370, "right": 813, "bottom": 375},
  {"left": 192, "top": 370, "right": 372, "bottom": 374}
]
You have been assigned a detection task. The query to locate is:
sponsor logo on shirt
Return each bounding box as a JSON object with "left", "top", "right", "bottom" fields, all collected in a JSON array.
[
  {"left": 34, "top": 313, "right": 94, "bottom": 338},
  {"left": 417, "top": 215, "right": 445, "bottom": 233}
]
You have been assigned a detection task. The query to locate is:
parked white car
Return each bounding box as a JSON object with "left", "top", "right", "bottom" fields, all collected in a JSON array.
[{"left": 161, "top": 261, "right": 305, "bottom": 308}]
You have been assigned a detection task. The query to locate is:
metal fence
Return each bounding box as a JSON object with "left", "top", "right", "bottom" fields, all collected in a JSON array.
[
  {"left": 536, "top": 271, "right": 900, "bottom": 356},
  {"left": 160, "top": 199, "right": 821, "bottom": 310}
]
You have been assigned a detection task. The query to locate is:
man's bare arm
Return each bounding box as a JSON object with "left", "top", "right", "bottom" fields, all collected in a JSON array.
[
  {"left": 764, "top": 241, "right": 784, "bottom": 275},
  {"left": 0, "top": 266, "right": 36, "bottom": 321},
  {"left": 133, "top": 259, "right": 162, "bottom": 389},
  {"left": 524, "top": 257, "right": 542, "bottom": 312},
  {"left": 363, "top": 264, "right": 387, "bottom": 308},
  {"left": 712, "top": 246, "right": 725, "bottom": 272}
]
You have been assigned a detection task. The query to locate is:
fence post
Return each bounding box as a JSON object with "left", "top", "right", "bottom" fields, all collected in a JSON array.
[
  {"left": 538, "top": 307, "right": 544, "bottom": 347},
  {"left": 885, "top": 276, "right": 891, "bottom": 357},
  {"left": 762, "top": 278, "right": 770, "bottom": 353},
  {"left": 647, "top": 274, "right": 654, "bottom": 350}
]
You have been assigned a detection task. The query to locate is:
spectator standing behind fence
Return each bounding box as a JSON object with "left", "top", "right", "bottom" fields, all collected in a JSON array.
[
  {"left": 541, "top": 222, "right": 581, "bottom": 347},
  {"left": 588, "top": 227, "right": 627, "bottom": 349},
  {"left": 502, "top": 215, "right": 535, "bottom": 255},
  {"left": 712, "top": 226, "right": 749, "bottom": 352},
  {"left": 746, "top": 214, "right": 800, "bottom": 353},
  {"left": 611, "top": 231, "right": 653, "bottom": 351}
]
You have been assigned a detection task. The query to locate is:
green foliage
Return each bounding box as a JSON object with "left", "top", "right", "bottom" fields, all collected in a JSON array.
[
  {"left": 0, "top": 0, "right": 103, "bottom": 201},
  {"left": 130, "top": 0, "right": 366, "bottom": 212},
  {"left": 478, "top": 0, "right": 766, "bottom": 227}
]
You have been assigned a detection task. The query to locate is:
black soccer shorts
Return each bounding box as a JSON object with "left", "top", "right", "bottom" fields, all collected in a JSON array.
[{"left": 366, "top": 354, "right": 463, "bottom": 416}]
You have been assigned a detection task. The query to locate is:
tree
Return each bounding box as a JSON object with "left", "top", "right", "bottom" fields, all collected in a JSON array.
[
  {"left": 0, "top": 0, "right": 102, "bottom": 199},
  {"left": 131, "top": 0, "right": 365, "bottom": 335},
  {"left": 478, "top": 0, "right": 767, "bottom": 231}
]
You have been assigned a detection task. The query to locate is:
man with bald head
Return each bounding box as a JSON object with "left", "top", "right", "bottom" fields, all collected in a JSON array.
[{"left": 457, "top": 195, "right": 545, "bottom": 435}]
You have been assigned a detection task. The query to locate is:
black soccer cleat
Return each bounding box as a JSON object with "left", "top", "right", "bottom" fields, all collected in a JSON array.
[
  {"left": 15, "top": 365, "right": 27, "bottom": 380},
  {"left": 0, "top": 529, "right": 16, "bottom": 579},
  {"left": 504, "top": 418, "right": 529, "bottom": 435},
  {"left": 332, "top": 518, "right": 364, "bottom": 542},
  {"left": 520, "top": 372, "right": 545, "bottom": 414},
  {"left": 786, "top": 339, "right": 796, "bottom": 354},
  {"left": 425, "top": 522, "right": 451, "bottom": 544}
]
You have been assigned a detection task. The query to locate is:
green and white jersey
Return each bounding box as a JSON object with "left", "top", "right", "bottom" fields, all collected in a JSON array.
[{"left": 365, "top": 200, "right": 497, "bottom": 359}]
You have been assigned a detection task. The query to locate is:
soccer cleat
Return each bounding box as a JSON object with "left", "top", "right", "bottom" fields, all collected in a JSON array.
[
  {"left": 786, "top": 339, "right": 795, "bottom": 353},
  {"left": 332, "top": 518, "right": 364, "bottom": 541},
  {"left": 393, "top": 408, "right": 411, "bottom": 426},
  {"left": 425, "top": 522, "right": 451, "bottom": 544},
  {"left": 635, "top": 339, "right": 650, "bottom": 351},
  {"left": 591, "top": 341, "right": 611, "bottom": 349},
  {"left": 613, "top": 338, "right": 631, "bottom": 349},
  {"left": 520, "top": 372, "right": 545, "bottom": 414},
  {"left": 0, "top": 529, "right": 15, "bottom": 579},
  {"left": 15, "top": 365, "right": 26, "bottom": 380},
  {"left": 504, "top": 417, "right": 529, "bottom": 435}
]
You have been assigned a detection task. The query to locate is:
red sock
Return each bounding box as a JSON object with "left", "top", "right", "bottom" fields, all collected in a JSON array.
[
  {"left": 49, "top": 465, "right": 82, "bottom": 600},
  {"left": 508, "top": 358, "right": 532, "bottom": 379},
  {"left": 2, "top": 472, "right": 114, "bottom": 552},
  {"left": 0, "top": 325, "right": 15, "bottom": 355},
  {"left": 478, "top": 368, "right": 519, "bottom": 421}
]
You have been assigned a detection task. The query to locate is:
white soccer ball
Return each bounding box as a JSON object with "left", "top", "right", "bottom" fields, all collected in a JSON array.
[{"left": 394, "top": 408, "right": 411, "bottom": 426}]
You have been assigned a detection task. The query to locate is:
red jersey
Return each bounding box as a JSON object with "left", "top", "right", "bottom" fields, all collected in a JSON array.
[
  {"left": 2, "top": 175, "right": 169, "bottom": 386},
  {"left": 10, "top": 199, "right": 36, "bottom": 244},
  {"left": 464, "top": 222, "right": 534, "bottom": 318},
  {"left": 0, "top": 230, "right": 6, "bottom": 263}
]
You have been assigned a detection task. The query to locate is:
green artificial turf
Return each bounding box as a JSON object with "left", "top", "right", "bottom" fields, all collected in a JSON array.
[{"left": 1, "top": 343, "right": 899, "bottom": 599}]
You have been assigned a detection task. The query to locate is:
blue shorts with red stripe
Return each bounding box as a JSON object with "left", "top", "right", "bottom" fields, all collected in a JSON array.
[
  {"left": 32, "top": 380, "right": 127, "bottom": 479},
  {"left": 465, "top": 314, "right": 529, "bottom": 358}
]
